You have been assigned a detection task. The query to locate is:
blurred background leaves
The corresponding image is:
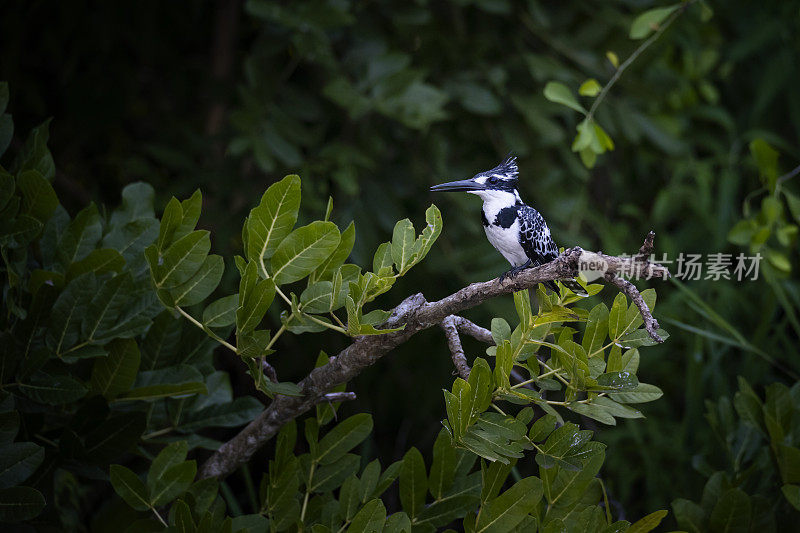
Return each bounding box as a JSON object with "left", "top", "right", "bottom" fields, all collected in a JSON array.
[{"left": 2, "top": 0, "right": 800, "bottom": 524}]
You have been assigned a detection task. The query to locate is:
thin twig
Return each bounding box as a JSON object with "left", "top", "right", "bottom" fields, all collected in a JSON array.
[
  {"left": 636, "top": 230, "right": 656, "bottom": 262},
  {"left": 262, "top": 360, "right": 278, "bottom": 383},
  {"left": 777, "top": 163, "right": 800, "bottom": 186},
  {"left": 452, "top": 316, "right": 494, "bottom": 344},
  {"left": 441, "top": 316, "right": 471, "bottom": 379},
  {"left": 175, "top": 306, "right": 238, "bottom": 353}
]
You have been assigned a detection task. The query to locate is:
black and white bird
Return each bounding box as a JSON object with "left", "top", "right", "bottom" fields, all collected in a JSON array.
[{"left": 431, "top": 155, "right": 586, "bottom": 296}]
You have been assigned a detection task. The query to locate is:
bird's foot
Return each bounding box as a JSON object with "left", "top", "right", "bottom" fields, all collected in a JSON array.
[{"left": 498, "top": 260, "right": 532, "bottom": 284}]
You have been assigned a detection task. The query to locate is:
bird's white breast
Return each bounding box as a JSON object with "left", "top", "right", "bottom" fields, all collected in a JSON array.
[{"left": 483, "top": 221, "right": 528, "bottom": 267}]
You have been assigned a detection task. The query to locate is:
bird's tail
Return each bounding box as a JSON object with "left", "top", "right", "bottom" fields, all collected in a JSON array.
[{"left": 558, "top": 278, "right": 589, "bottom": 297}]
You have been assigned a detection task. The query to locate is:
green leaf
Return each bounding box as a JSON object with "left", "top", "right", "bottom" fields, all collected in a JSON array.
[
  {"left": 245, "top": 175, "right": 301, "bottom": 271},
  {"left": 111, "top": 181, "right": 156, "bottom": 224},
  {"left": 391, "top": 218, "right": 416, "bottom": 274},
  {"left": 619, "top": 328, "right": 668, "bottom": 348},
  {"left": 148, "top": 441, "right": 188, "bottom": 490},
  {"left": 82, "top": 272, "right": 134, "bottom": 341},
  {"left": 609, "top": 383, "right": 663, "bottom": 403},
  {"left": 399, "top": 447, "right": 427, "bottom": 518},
  {"left": 348, "top": 499, "right": 386, "bottom": 532},
  {"left": 300, "top": 280, "right": 337, "bottom": 314},
  {"left": 568, "top": 402, "right": 616, "bottom": 425},
  {"left": 155, "top": 197, "right": 183, "bottom": 253},
  {"left": 177, "top": 397, "right": 262, "bottom": 431},
  {"left": 175, "top": 190, "right": 203, "bottom": 242},
  {"left": 339, "top": 476, "right": 361, "bottom": 521},
  {"left": 593, "top": 371, "right": 639, "bottom": 392},
  {"left": 0, "top": 442, "right": 44, "bottom": 488},
  {"left": 316, "top": 413, "right": 373, "bottom": 465},
  {"left": 0, "top": 486, "right": 46, "bottom": 523},
  {"left": 414, "top": 204, "right": 443, "bottom": 265},
  {"left": 475, "top": 477, "right": 543, "bottom": 533},
  {"left": 152, "top": 231, "right": 211, "bottom": 289},
  {"left": 608, "top": 293, "right": 628, "bottom": 339},
  {"left": 429, "top": 431, "right": 457, "bottom": 500},
  {"left": 311, "top": 453, "right": 360, "bottom": 492},
  {"left": 373, "top": 242, "right": 394, "bottom": 275},
  {"left": 415, "top": 493, "right": 479, "bottom": 528},
  {"left": 708, "top": 489, "right": 750, "bottom": 533},
  {"left": 18, "top": 373, "right": 88, "bottom": 405},
  {"left": 47, "top": 273, "right": 97, "bottom": 353},
  {"left": 119, "top": 365, "right": 207, "bottom": 401},
  {"left": 91, "top": 338, "right": 140, "bottom": 399},
  {"left": 58, "top": 203, "right": 103, "bottom": 266},
  {"left": 543, "top": 81, "right": 586, "bottom": 114},
  {"left": 66, "top": 248, "right": 125, "bottom": 281},
  {"left": 627, "top": 509, "right": 668, "bottom": 532},
  {"left": 529, "top": 414, "right": 557, "bottom": 442},
  {"left": 82, "top": 412, "right": 145, "bottom": 464},
  {"left": 467, "top": 358, "right": 494, "bottom": 417},
  {"left": 110, "top": 464, "right": 150, "bottom": 511},
  {"left": 491, "top": 318, "right": 511, "bottom": 345},
  {"left": 173, "top": 499, "right": 195, "bottom": 532},
  {"left": 170, "top": 254, "right": 224, "bottom": 307},
  {"left": 13, "top": 119, "right": 54, "bottom": 180},
  {"left": 671, "top": 498, "right": 707, "bottom": 533},
  {"left": 236, "top": 262, "right": 276, "bottom": 333},
  {"left": 481, "top": 460, "right": 514, "bottom": 503},
  {"left": 238, "top": 330, "right": 274, "bottom": 360},
  {"left": 203, "top": 294, "right": 239, "bottom": 328},
  {"left": 384, "top": 512, "right": 412, "bottom": 533},
  {"left": 592, "top": 397, "right": 643, "bottom": 419},
  {"left": 785, "top": 191, "right": 800, "bottom": 223},
  {"left": 17, "top": 170, "right": 58, "bottom": 222},
  {"left": 629, "top": 5, "right": 680, "bottom": 39},
  {"left": 271, "top": 221, "right": 340, "bottom": 285},
  {"left": 314, "top": 221, "right": 355, "bottom": 279},
  {"left": 582, "top": 303, "right": 609, "bottom": 356},
  {"left": 103, "top": 218, "right": 159, "bottom": 266},
  {"left": 782, "top": 484, "right": 800, "bottom": 511},
  {"left": 578, "top": 79, "right": 602, "bottom": 97},
  {"left": 150, "top": 461, "right": 196, "bottom": 506},
  {"left": 750, "top": 139, "right": 780, "bottom": 193}
]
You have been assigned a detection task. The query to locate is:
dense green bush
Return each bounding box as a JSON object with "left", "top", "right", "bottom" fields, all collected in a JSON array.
[
  {"left": 2, "top": 89, "right": 674, "bottom": 531},
  {"left": 2, "top": 0, "right": 800, "bottom": 529}
]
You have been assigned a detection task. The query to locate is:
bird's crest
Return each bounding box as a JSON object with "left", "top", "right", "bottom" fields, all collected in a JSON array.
[{"left": 484, "top": 153, "right": 518, "bottom": 181}]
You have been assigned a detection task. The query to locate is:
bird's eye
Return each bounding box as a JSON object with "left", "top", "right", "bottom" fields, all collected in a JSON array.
[{"left": 489, "top": 176, "right": 499, "bottom": 185}]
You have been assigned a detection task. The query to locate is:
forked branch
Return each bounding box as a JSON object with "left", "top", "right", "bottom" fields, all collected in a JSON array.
[{"left": 199, "top": 233, "right": 669, "bottom": 479}]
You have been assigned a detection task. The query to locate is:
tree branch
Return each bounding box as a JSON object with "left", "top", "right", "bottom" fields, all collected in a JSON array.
[
  {"left": 199, "top": 233, "right": 669, "bottom": 479},
  {"left": 452, "top": 316, "right": 493, "bottom": 344},
  {"left": 441, "top": 316, "right": 471, "bottom": 379}
]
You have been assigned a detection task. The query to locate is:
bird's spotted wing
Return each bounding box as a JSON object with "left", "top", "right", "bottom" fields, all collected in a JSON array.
[{"left": 517, "top": 205, "right": 558, "bottom": 265}]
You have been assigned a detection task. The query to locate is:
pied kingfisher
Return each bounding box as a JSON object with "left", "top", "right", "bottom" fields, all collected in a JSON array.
[{"left": 431, "top": 155, "right": 586, "bottom": 296}]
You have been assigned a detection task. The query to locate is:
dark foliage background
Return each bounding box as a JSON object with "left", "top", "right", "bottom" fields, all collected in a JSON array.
[{"left": 2, "top": 0, "right": 800, "bottom": 526}]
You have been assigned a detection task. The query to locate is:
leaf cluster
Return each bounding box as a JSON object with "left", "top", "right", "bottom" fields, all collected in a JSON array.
[
  {"left": 672, "top": 377, "right": 800, "bottom": 532},
  {"left": 0, "top": 114, "right": 262, "bottom": 525}
]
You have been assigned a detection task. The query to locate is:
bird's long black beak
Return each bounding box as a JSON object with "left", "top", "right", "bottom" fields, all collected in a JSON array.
[{"left": 429, "top": 178, "right": 485, "bottom": 192}]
